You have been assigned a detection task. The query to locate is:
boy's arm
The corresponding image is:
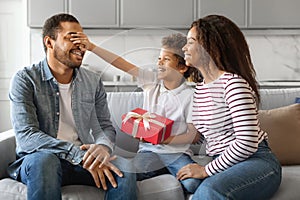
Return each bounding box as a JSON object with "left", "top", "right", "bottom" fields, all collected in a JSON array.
[
  {"left": 71, "top": 32, "right": 139, "bottom": 77},
  {"left": 162, "top": 124, "right": 201, "bottom": 145}
]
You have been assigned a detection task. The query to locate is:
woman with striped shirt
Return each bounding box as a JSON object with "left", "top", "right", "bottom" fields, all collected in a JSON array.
[{"left": 177, "top": 15, "right": 282, "bottom": 199}]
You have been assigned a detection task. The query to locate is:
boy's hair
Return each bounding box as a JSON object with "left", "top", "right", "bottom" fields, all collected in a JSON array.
[
  {"left": 42, "top": 13, "right": 79, "bottom": 53},
  {"left": 161, "top": 33, "right": 203, "bottom": 83},
  {"left": 161, "top": 33, "right": 186, "bottom": 63}
]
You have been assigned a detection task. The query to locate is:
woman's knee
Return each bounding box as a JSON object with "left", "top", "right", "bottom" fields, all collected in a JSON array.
[
  {"left": 181, "top": 178, "right": 202, "bottom": 193},
  {"left": 192, "top": 181, "right": 224, "bottom": 200}
]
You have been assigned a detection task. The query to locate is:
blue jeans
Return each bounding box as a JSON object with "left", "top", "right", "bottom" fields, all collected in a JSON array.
[
  {"left": 134, "top": 151, "right": 202, "bottom": 193},
  {"left": 192, "top": 140, "right": 282, "bottom": 200},
  {"left": 18, "top": 152, "right": 136, "bottom": 200}
]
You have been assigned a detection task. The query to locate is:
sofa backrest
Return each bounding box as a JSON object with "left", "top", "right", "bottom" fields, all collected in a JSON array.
[
  {"left": 106, "top": 88, "right": 300, "bottom": 130},
  {"left": 107, "top": 92, "right": 144, "bottom": 157},
  {"left": 259, "top": 88, "right": 300, "bottom": 110},
  {"left": 106, "top": 92, "right": 144, "bottom": 131},
  {"left": 0, "top": 130, "right": 16, "bottom": 178},
  {"left": 106, "top": 87, "right": 300, "bottom": 113}
]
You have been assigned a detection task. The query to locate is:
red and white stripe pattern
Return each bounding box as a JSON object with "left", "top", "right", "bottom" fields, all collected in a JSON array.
[{"left": 192, "top": 72, "right": 267, "bottom": 176}]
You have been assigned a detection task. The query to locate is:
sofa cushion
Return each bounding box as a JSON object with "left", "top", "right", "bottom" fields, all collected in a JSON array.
[
  {"left": 258, "top": 103, "right": 300, "bottom": 165},
  {"left": 0, "top": 178, "right": 105, "bottom": 200},
  {"left": 137, "top": 174, "right": 184, "bottom": 200},
  {"left": 271, "top": 166, "right": 300, "bottom": 200},
  {"left": 0, "top": 178, "right": 26, "bottom": 200},
  {"left": 0, "top": 175, "right": 185, "bottom": 200}
]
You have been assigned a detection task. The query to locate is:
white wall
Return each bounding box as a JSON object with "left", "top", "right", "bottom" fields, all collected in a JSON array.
[
  {"left": 248, "top": 34, "right": 300, "bottom": 81},
  {"left": 0, "top": 0, "right": 29, "bottom": 132}
]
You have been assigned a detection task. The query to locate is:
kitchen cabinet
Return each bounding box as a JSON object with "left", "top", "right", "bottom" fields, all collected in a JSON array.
[
  {"left": 198, "top": 0, "right": 300, "bottom": 29},
  {"left": 27, "top": 0, "right": 66, "bottom": 28},
  {"left": 27, "top": 0, "right": 300, "bottom": 29},
  {"left": 198, "top": 0, "right": 247, "bottom": 28},
  {"left": 28, "top": 0, "right": 194, "bottom": 29},
  {"left": 69, "top": 0, "right": 119, "bottom": 28},
  {"left": 28, "top": 0, "right": 118, "bottom": 28},
  {"left": 120, "top": 0, "right": 195, "bottom": 29},
  {"left": 248, "top": 0, "right": 300, "bottom": 28}
]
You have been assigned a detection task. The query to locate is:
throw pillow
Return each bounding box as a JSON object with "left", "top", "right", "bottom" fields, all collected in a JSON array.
[{"left": 258, "top": 103, "right": 300, "bottom": 165}]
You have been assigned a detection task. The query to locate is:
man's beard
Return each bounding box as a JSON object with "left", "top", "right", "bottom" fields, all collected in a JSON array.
[{"left": 53, "top": 46, "right": 82, "bottom": 69}]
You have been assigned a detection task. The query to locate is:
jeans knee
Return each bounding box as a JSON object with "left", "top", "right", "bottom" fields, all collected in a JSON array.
[
  {"left": 181, "top": 178, "right": 201, "bottom": 193},
  {"left": 20, "top": 152, "right": 62, "bottom": 200},
  {"left": 106, "top": 171, "right": 137, "bottom": 200},
  {"left": 23, "top": 152, "right": 61, "bottom": 176},
  {"left": 192, "top": 180, "right": 227, "bottom": 200}
]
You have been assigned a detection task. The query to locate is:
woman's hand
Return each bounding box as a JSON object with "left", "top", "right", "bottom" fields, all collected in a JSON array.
[
  {"left": 176, "top": 163, "right": 208, "bottom": 180},
  {"left": 70, "top": 32, "right": 96, "bottom": 51}
]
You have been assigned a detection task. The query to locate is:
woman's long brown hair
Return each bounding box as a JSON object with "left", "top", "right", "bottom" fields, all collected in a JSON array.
[{"left": 191, "top": 15, "right": 260, "bottom": 103}]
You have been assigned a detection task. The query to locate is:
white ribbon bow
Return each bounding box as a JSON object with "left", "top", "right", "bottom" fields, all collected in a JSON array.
[{"left": 122, "top": 111, "right": 156, "bottom": 131}]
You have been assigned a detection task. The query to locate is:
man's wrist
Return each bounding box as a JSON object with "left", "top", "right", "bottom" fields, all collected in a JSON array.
[{"left": 98, "top": 144, "right": 111, "bottom": 154}]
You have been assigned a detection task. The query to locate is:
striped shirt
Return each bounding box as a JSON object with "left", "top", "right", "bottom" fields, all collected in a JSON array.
[{"left": 192, "top": 72, "right": 267, "bottom": 176}]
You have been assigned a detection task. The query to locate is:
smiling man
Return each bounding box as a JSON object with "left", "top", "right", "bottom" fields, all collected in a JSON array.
[{"left": 8, "top": 13, "right": 136, "bottom": 200}]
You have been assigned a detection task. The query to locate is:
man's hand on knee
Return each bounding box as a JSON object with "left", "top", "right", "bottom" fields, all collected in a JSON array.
[
  {"left": 80, "top": 144, "right": 110, "bottom": 169},
  {"left": 86, "top": 160, "right": 123, "bottom": 190}
]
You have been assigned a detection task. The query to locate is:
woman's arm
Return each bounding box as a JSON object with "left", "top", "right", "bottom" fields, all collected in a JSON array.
[
  {"left": 162, "top": 123, "right": 201, "bottom": 145},
  {"left": 71, "top": 32, "right": 139, "bottom": 77}
]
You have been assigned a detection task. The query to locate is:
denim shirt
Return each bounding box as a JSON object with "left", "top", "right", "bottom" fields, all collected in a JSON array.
[{"left": 8, "top": 58, "right": 115, "bottom": 179}]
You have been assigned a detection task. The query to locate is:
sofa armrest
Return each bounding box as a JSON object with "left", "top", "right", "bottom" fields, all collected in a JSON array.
[{"left": 0, "top": 130, "right": 16, "bottom": 179}]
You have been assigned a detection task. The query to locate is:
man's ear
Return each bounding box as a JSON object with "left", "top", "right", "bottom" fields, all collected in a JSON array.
[{"left": 44, "top": 36, "right": 53, "bottom": 50}]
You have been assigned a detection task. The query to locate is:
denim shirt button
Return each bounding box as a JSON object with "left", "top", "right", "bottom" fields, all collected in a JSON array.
[
  {"left": 56, "top": 92, "right": 59, "bottom": 96},
  {"left": 72, "top": 159, "right": 75, "bottom": 163},
  {"left": 56, "top": 112, "right": 60, "bottom": 116}
]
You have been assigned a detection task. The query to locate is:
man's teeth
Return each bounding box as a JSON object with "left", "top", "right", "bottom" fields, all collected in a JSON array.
[
  {"left": 72, "top": 50, "right": 82, "bottom": 56},
  {"left": 158, "top": 68, "right": 166, "bottom": 72}
]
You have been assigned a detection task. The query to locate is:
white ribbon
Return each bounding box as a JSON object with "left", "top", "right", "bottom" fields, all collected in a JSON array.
[
  {"left": 122, "top": 111, "right": 155, "bottom": 130},
  {"left": 122, "top": 111, "right": 167, "bottom": 141}
]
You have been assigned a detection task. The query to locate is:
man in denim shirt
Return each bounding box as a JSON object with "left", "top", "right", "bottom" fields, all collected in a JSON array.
[{"left": 8, "top": 13, "right": 136, "bottom": 200}]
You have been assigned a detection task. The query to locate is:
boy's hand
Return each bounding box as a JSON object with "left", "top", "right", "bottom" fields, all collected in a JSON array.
[{"left": 70, "top": 32, "right": 96, "bottom": 51}]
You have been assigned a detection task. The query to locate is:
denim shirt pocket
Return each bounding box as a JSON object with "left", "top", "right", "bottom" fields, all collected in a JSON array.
[
  {"left": 74, "top": 92, "right": 95, "bottom": 135},
  {"left": 79, "top": 92, "right": 95, "bottom": 114}
]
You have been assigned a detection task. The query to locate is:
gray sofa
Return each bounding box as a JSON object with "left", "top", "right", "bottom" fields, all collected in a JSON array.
[{"left": 0, "top": 87, "right": 300, "bottom": 200}]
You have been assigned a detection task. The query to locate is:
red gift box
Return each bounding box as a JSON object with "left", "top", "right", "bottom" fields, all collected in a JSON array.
[{"left": 121, "top": 108, "right": 174, "bottom": 144}]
